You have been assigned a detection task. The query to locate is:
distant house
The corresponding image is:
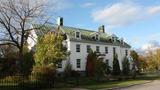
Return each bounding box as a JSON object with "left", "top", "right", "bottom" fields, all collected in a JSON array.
[{"left": 27, "top": 17, "right": 131, "bottom": 73}]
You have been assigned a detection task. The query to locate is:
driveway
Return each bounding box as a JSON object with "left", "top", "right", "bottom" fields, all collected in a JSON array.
[{"left": 120, "top": 80, "right": 160, "bottom": 90}]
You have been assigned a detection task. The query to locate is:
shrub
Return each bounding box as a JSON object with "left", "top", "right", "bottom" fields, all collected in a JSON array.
[
  {"left": 21, "top": 51, "right": 34, "bottom": 75},
  {"left": 93, "top": 58, "right": 107, "bottom": 81},
  {"left": 2, "top": 75, "right": 23, "bottom": 83},
  {"left": 30, "top": 65, "right": 56, "bottom": 83},
  {"left": 63, "top": 62, "right": 72, "bottom": 77}
]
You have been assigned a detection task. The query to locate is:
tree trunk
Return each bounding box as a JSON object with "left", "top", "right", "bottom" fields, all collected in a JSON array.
[{"left": 17, "top": 48, "right": 24, "bottom": 73}]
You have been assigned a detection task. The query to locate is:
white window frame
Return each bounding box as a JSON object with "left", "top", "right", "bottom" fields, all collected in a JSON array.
[
  {"left": 125, "top": 50, "right": 128, "bottom": 56},
  {"left": 76, "top": 44, "right": 80, "bottom": 52},
  {"left": 76, "top": 59, "right": 81, "bottom": 68},
  {"left": 75, "top": 31, "right": 81, "bottom": 39},
  {"left": 95, "top": 34, "right": 99, "bottom": 40},
  {"left": 96, "top": 46, "right": 100, "bottom": 53},
  {"left": 105, "top": 47, "right": 108, "bottom": 54}
]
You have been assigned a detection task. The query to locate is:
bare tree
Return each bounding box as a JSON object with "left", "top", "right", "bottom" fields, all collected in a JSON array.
[{"left": 0, "top": 0, "right": 49, "bottom": 72}]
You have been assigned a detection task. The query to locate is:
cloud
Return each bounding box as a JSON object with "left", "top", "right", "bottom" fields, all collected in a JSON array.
[
  {"left": 148, "top": 6, "right": 160, "bottom": 15},
  {"left": 91, "top": 2, "right": 160, "bottom": 26},
  {"left": 46, "top": 0, "right": 72, "bottom": 12},
  {"left": 137, "top": 40, "right": 160, "bottom": 54},
  {"left": 81, "top": 2, "right": 95, "bottom": 8},
  {"left": 141, "top": 41, "right": 160, "bottom": 51}
]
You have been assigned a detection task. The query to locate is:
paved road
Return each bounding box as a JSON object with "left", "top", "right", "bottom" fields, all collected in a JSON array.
[{"left": 120, "top": 80, "right": 160, "bottom": 90}]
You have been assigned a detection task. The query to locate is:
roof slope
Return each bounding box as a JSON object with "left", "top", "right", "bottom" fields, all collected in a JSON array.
[{"left": 32, "top": 24, "right": 131, "bottom": 48}]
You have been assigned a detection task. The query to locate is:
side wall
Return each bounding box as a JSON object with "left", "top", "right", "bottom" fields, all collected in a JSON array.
[{"left": 57, "top": 41, "right": 130, "bottom": 72}]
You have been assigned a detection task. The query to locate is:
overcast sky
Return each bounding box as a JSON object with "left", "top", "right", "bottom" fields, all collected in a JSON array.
[{"left": 40, "top": 0, "right": 160, "bottom": 50}]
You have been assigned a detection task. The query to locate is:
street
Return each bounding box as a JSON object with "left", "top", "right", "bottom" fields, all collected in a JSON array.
[{"left": 121, "top": 80, "right": 160, "bottom": 90}]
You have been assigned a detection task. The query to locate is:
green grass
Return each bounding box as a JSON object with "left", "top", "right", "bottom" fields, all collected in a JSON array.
[
  {"left": 1, "top": 71, "right": 160, "bottom": 90},
  {"left": 80, "top": 79, "right": 148, "bottom": 89}
]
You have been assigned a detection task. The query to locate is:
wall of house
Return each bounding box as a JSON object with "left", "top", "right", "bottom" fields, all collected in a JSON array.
[
  {"left": 57, "top": 40, "right": 130, "bottom": 72},
  {"left": 27, "top": 29, "right": 37, "bottom": 50}
]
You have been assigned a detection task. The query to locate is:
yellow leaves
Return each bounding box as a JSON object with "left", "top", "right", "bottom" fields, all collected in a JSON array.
[{"left": 34, "top": 28, "right": 67, "bottom": 66}]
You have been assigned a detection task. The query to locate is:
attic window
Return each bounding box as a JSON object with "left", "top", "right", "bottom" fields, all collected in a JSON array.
[
  {"left": 75, "top": 31, "right": 80, "bottom": 39},
  {"left": 95, "top": 34, "right": 99, "bottom": 40}
]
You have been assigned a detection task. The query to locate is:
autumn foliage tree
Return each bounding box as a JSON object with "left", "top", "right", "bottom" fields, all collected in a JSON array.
[
  {"left": 86, "top": 50, "right": 97, "bottom": 77},
  {"left": 130, "top": 50, "right": 139, "bottom": 71},
  {"left": 34, "top": 27, "right": 68, "bottom": 67},
  {"left": 32, "top": 27, "right": 68, "bottom": 83}
]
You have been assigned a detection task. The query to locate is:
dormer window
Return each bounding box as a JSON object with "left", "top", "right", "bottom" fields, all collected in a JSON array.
[
  {"left": 75, "top": 31, "right": 81, "bottom": 39},
  {"left": 95, "top": 34, "right": 99, "bottom": 40},
  {"left": 111, "top": 34, "right": 118, "bottom": 42}
]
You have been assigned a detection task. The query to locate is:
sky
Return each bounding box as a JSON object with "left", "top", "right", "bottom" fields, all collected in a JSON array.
[{"left": 46, "top": 0, "right": 160, "bottom": 51}]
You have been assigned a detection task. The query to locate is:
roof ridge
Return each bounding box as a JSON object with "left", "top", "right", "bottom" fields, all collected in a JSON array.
[{"left": 62, "top": 25, "right": 96, "bottom": 32}]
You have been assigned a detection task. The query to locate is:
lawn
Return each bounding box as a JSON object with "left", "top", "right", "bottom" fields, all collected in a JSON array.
[
  {"left": 0, "top": 71, "right": 160, "bottom": 90},
  {"left": 42, "top": 79, "right": 149, "bottom": 90},
  {"left": 80, "top": 79, "right": 148, "bottom": 89}
]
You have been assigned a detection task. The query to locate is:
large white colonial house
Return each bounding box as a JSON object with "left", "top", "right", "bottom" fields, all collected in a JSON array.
[{"left": 27, "top": 17, "right": 131, "bottom": 73}]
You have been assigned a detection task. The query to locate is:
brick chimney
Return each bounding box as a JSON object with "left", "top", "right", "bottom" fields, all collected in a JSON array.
[
  {"left": 98, "top": 25, "right": 105, "bottom": 33},
  {"left": 57, "top": 17, "right": 63, "bottom": 26}
]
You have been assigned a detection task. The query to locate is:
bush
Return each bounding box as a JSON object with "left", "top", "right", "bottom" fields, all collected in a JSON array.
[
  {"left": 21, "top": 51, "right": 34, "bottom": 75},
  {"left": 94, "top": 58, "right": 106, "bottom": 81},
  {"left": 30, "top": 65, "right": 56, "bottom": 83},
  {"left": 1, "top": 75, "right": 23, "bottom": 83},
  {"left": 63, "top": 62, "right": 72, "bottom": 77}
]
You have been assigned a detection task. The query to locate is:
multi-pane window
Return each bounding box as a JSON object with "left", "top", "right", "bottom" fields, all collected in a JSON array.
[
  {"left": 125, "top": 50, "right": 128, "bottom": 56},
  {"left": 87, "top": 45, "right": 91, "bottom": 53},
  {"left": 96, "top": 34, "right": 99, "bottom": 40},
  {"left": 76, "top": 44, "right": 80, "bottom": 52},
  {"left": 76, "top": 32, "right": 80, "bottom": 38},
  {"left": 57, "top": 61, "right": 62, "bottom": 68},
  {"left": 113, "top": 47, "right": 116, "bottom": 55},
  {"left": 76, "top": 59, "right": 81, "bottom": 68},
  {"left": 96, "top": 46, "right": 100, "bottom": 53},
  {"left": 106, "top": 59, "right": 109, "bottom": 66},
  {"left": 105, "top": 47, "right": 108, "bottom": 54}
]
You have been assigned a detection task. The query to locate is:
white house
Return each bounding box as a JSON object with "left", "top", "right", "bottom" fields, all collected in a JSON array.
[{"left": 27, "top": 17, "right": 131, "bottom": 73}]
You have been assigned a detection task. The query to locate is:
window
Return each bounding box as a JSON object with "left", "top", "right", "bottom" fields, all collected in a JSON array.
[
  {"left": 113, "top": 47, "right": 116, "bottom": 55},
  {"left": 96, "top": 46, "right": 100, "bottom": 53},
  {"left": 106, "top": 59, "right": 109, "bottom": 66},
  {"left": 76, "top": 44, "right": 80, "bottom": 52},
  {"left": 105, "top": 47, "right": 108, "bottom": 54},
  {"left": 76, "top": 59, "right": 81, "bottom": 68},
  {"left": 125, "top": 50, "right": 128, "bottom": 56},
  {"left": 87, "top": 45, "right": 91, "bottom": 53},
  {"left": 76, "top": 31, "right": 80, "bottom": 38},
  {"left": 95, "top": 34, "right": 99, "bottom": 40},
  {"left": 57, "top": 61, "right": 62, "bottom": 68}
]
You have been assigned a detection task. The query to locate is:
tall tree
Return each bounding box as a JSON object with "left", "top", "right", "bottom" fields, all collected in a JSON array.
[
  {"left": 34, "top": 27, "right": 68, "bottom": 67},
  {"left": 122, "top": 56, "right": 130, "bottom": 75},
  {"left": 112, "top": 54, "right": 121, "bottom": 75},
  {"left": 0, "top": 0, "right": 48, "bottom": 72},
  {"left": 130, "top": 50, "right": 139, "bottom": 71},
  {"left": 86, "top": 50, "right": 97, "bottom": 77}
]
